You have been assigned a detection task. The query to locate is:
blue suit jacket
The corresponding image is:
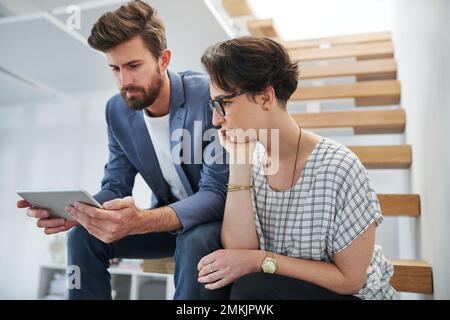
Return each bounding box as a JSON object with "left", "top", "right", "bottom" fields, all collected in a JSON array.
[{"left": 93, "top": 70, "right": 229, "bottom": 232}]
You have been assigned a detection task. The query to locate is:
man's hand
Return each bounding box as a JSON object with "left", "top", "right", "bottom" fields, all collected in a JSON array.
[
  {"left": 17, "top": 199, "right": 78, "bottom": 235},
  {"left": 65, "top": 196, "right": 143, "bottom": 244},
  {"left": 197, "top": 249, "right": 264, "bottom": 290}
]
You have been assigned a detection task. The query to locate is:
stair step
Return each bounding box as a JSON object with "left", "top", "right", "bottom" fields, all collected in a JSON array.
[
  {"left": 247, "top": 18, "right": 279, "bottom": 38},
  {"left": 246, "top": 19, "right": 392, "bottom": 52},
  {"left": 349, "top": 145, "right": 412, "bottom": 169},
  {"left": 290, "top": 41, "right": 394, "bottom": 62},
  {"left": 300, "top": 58, "right": 397, "bottom": 81},
  {"left": 284, "top": 31, "right": 392, "bottom": 50},
  {"left": 378, "top": 194, "right": 420, "bottom": 217},
  {"left": 143, "top": 258, "right": 175, "bottom": 274},
  {"left": 390, "top": 260, "right": 433, "bottom": 294},
  {"left": 292, "top": 108, "right": 405, "bottom": 134},
  {"left": 223, "top": 0, "right": 254, "bottom": 17},
  {"left": 291, "top": 80, "right": 401, "bottom": 106}
]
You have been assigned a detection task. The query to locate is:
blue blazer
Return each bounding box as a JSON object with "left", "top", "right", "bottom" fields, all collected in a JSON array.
[{"left": 93, "top": 70, "right": 229, "bottom": 232}]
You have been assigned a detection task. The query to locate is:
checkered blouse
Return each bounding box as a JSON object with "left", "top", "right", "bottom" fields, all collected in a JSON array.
[{"left": 251, "top": 138, "right": 397, "bottom": 300}]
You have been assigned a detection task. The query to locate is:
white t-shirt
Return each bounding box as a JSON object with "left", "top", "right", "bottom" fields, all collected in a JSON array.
[{"left": 143, "top": 110, "right": 188, "bottom": 201}]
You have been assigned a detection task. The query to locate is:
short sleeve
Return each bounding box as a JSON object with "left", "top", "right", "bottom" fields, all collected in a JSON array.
[{"left": 330, "top": 154, "right": 383, "bottom": 255}]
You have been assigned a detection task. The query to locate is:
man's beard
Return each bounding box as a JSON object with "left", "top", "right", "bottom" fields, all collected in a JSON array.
[{"left": 120, "top": 73, "right": 163, "bottom": 111}]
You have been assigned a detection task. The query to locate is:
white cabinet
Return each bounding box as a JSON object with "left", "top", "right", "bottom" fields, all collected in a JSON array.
[{"left": 37, "top": 264, "right": 174, "bottom": 300}]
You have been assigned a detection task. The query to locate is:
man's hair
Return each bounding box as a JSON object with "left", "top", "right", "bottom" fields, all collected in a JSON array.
[
  {"left": 87, "top": 0, "right": 167, "bottom": 59},
  {"left": 201, "top": 37, "right": 298, "bottom": 104}
]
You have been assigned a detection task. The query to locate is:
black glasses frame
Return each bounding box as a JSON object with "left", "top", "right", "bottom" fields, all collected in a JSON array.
[{"left": 208, "top": 91, "right": 245, "bottom": 117}]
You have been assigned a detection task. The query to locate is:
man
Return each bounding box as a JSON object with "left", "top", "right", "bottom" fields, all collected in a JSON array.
[{"left": 17, "top": 0, "right": 228, "bottom": 299}]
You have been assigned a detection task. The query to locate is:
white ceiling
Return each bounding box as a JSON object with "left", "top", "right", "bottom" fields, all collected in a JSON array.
[{"left": 0, "top": 0, "right": 231, "bottom": 106}]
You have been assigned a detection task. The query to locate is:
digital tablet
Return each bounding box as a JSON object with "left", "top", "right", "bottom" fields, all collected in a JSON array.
[{"left": 16, "top": 189, "right": 103, "bottom": 221}]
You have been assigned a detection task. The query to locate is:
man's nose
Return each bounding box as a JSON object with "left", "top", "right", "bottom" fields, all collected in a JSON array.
[
  {"left": 212, "top": 108, "right": 225, "bottom": 126},
  {"left": 119, "top": 71, "right": 133, "bottom": 88}
]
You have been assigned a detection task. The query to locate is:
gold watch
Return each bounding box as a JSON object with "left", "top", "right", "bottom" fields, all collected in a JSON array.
[{"left": 261, "top": 251, "right": 277, "bottom": 274}]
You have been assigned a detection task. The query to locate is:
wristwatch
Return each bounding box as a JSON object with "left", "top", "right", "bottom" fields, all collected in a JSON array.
[{"left": 261, "top": 251, "right": 277, "bottom": 274}]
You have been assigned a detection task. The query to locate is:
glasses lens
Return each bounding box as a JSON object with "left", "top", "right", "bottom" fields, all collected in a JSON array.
[
  {"left": 208, "top": 100, "right": 216, "bottom": 112},
  {"left": 210, "top": 100, "right": 224, "bottom": 117}
]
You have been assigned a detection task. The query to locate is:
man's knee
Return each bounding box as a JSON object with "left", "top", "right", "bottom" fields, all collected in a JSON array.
[
  {"left": 176, "top": 221, "right": 222, "bottom": 255},
  {"left": 67, "top": 225, "right": 106, "bottom": 259}
]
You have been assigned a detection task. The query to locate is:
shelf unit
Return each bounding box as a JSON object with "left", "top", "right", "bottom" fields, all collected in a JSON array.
[{"left": 38, "top": 263, "right": 175, "bottom": 300}]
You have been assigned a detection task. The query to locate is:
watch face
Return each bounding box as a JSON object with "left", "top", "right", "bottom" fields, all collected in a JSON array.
[{"left": 263, "top": 259, "right": 276, "bottom": 273}]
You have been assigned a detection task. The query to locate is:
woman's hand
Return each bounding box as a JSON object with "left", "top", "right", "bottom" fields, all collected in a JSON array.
[
  {"left": 218, "top": 128, "right": 257, "bottom": 165},
  {"left": 197, "top": 249, "right": 264, "bottom": 290}
]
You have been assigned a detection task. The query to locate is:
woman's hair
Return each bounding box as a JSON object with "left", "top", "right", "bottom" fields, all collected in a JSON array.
[
  {"left": 201, "top": 36, "right": 299, "bottom": 105},
  {"left": 87, "top": 0, "right": 167, "bottom": 59}
]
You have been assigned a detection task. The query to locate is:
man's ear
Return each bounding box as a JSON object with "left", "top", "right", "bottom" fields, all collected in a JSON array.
[
  {"left": 159, "top": 49, "right": 171, "bottom": 72},
  {"left": 255, "top": 86, "right": 276, "bottom": 111}
]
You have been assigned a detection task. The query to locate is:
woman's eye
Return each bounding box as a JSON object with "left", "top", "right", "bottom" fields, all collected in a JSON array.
[
  {"left": 222, "top": 101, "right": 231, "bottom": 106},
  {"left": 130, "top": 64, "right": 140, "bottom": 69}
]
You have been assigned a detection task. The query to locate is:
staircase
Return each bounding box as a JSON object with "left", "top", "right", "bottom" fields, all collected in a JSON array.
[{"left": 142, "top": 0, "right": 433, "bottom": 297}]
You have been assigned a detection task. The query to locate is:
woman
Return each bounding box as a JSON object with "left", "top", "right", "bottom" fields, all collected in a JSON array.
[{"left": 197, "top": 36, "right": 397, "bottom": 300}]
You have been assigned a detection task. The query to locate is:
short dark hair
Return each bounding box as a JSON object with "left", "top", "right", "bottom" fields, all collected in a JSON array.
[
  {"left": 87, "top": 0, "right": 167, "bottom": 59},
  {"left": 201, "top": 36, "right": 298, "bottom": 104}
]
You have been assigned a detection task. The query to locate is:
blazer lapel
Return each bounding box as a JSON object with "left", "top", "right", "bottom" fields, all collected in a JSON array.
[{"left": 168, "top": 71, "right": 194, "bottom": 196}]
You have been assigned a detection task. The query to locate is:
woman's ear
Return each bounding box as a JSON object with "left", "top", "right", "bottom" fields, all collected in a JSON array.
[{"left": 256, "top": 86, "right": 276, "bottom": 111}]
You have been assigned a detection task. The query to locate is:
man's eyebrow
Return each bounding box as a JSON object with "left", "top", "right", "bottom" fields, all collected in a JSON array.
[{"left": 108, "top": 60, "right": 143, "bottom": 68}]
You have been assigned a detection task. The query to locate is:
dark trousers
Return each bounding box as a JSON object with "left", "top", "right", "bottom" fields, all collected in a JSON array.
[
  {"left": 201, "top": 272, "right": 360, "bottom": 300},
  {"left": 67, "top": 221, "right": 222, "bottom": 300}
]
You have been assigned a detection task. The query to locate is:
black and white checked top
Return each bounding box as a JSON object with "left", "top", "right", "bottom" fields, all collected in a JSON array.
[{"left": 251, "top": 138, "right": 397, "bottom": 300}]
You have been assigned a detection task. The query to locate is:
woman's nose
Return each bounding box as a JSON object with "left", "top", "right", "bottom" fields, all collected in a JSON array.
[{"left": 212, "top": 108, "right": 224, "bottom": 126}]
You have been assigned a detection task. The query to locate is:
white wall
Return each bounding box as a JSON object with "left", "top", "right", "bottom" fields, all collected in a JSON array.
[
  {"left": 391, "top": 0, "right": 450, "bottom": 299},
  {"left": 0, "top": 95, "right": 153, "bottom": 299}
]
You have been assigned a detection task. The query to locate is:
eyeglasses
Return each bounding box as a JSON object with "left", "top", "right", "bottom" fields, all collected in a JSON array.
[{"left": 208, "top": 91, "right": 245, "bottom": 117}]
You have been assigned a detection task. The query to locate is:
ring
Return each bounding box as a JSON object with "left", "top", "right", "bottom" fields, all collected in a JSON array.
[{"left": 208, "top": 261, "right": 214, "bottom": 273}]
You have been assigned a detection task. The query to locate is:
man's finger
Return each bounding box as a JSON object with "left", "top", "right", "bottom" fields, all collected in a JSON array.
[
  {"left": 27, "top": 207, "right": 50, "bottom": 219},
  {"left": 65, "top": 220, "right": 79, "bottom": 229},
  {"left": 17, "top": 199, "right": 32, "bottom": 208},
  {"left": 44, "top": 225, "right": 69, "bottom": 235},
  {"left": 37, "top": 218, "right": 65, "bottom": 229},
  {"left": 103, "top": 197, "right": 134, "bottom": 210},
  {"left": 68, "top": 206, "right": 106, "bottom": 230},
  {"left": 44, "top": 220, "right": 79, "bottom": 234},
  {"left": 71, "top": 202, "right": 112, "bottom": 220}
]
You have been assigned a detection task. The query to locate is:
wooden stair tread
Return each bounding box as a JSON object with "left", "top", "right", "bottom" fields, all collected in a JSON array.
[
  {"left": 284, "top": 31, "right": 391, "bottom": 50},
  {"left": 300, "top": 58, "right": 397, "bottom": 81},
  {"left": 247, "top": 18, "right": 279, "bottom": 38},
  {"left": 291, "top": 80, "right": 401, "bottom": 106},
  {"left": 142, "top": 258, "right": 175, "bottom": 274},
  {"left": 222, "top": 0, "right": 254, "bottom": 17},
  {"left": 390, "top": 260, "right": 433, "bottom": 294},
  {"left": 348, "top": 144, "right": 412, "bottom": 169},
  {"left": 292, "top": 108, "right": 405, "bottom": 134},
  {"left": 290, "top": 41, "right": 394, "bottom": 62},
  {"left": 378, "top": 194, "right": 420, "bottom": 217}
]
